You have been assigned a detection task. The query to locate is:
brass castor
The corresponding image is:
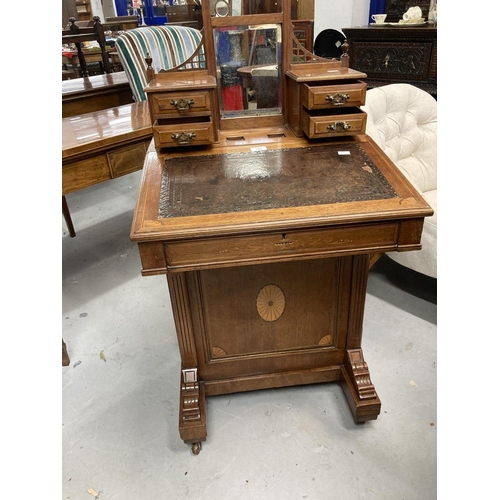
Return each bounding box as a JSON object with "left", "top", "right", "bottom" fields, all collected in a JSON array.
[{"left": 191, "top": 442, "right": 202, "bottom": 455}]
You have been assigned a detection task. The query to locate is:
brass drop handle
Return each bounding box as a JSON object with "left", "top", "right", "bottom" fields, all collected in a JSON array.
[
  {"left": 170, "top": 98, "right": 195, "bottom": 111},
  {"left": 325, "top": 93, "right": 350, "bottom": 106},
  {"left": 327, "top": 121, "right": 351, "bottom": 132},
  {"left": 171, "top": 131, "right": 197, "bottom": 145}
]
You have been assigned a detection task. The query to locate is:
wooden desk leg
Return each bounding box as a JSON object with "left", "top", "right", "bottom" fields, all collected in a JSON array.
[
  {"left": 62, "top": 196, "right": 76, "bottom": 237},
  {"left": 62, "top": 339, "right": 70, "bottom": 366},
  {"left": 168, "top": 273, "right": 207, "bottom": 453},
  {"left": 339, "top": 254, "right": 381, "bottom": 422},
  {"left": 340, "top": 349, "right": 381, "bottom": 422},
  {"left": 179, "top": 368, "right": 207, "bottom": 455}
]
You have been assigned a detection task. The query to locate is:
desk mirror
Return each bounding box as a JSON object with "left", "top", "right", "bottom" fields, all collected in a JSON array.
[
  {"left": 210, "top": 0, "right": 283, "bottom": 16},
  {"left": 214, "top": 24, "right": 282, "bottom": 118}
]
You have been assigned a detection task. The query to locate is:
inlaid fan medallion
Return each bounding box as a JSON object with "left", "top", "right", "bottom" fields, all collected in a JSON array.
[{"left": 256, "top": 284, "right": 286, "bottom": 322}]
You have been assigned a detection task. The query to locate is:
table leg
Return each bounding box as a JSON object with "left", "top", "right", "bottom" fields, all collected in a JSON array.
[
  {"left": 62, "top": 196, "right": 76, "bottom": 237},
  {"left": 62, "top": 339, "right": 70, "bottom": 366}
]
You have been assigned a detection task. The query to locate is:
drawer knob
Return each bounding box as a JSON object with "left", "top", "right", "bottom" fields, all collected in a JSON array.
[
  {"left": 327, "top": 121, "right": 351, "bottom": 132},
  {"left": 171, "top": 131, "right": 197, "bottom": 145},
  {"left": 325, "top": 93, "right": 350, "bottom": 106},
  {"left": 170, "top": 98, "right": 195, "bottom": 111}
]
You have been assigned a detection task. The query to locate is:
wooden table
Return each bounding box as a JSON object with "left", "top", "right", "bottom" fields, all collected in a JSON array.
[
  {"left": 62, "top": 101, "right": 152, "bottom": 235},
  {"left": 62, "top": 71, "right": 134, "bottom": 118},
  {"left": 130, "top": 131, "right": 433, "bottom": 454}
]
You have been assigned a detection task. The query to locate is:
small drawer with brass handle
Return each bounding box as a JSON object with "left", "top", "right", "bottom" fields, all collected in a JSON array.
[
  {"left": 301, "top": 81, "right": 367, "bottom": 110},
  {"left": 152, "top": 119, "right": 215, "bottom": 148},
  {"left": 151, "top": 90, "right": 212, "bottom": 117},
  {"left": 301, "top": 108, "right": 367, "bottom": 139}
]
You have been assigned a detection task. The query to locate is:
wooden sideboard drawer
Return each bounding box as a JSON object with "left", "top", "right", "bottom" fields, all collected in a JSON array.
[
  {"left": 301, "top": 81, "right": 367, "bottom": 110},
  {"left": 108, "top": 140, "right": 148, "bottom": 177},
  {"left": 301, "top": 108, "right": 367, "bottom": 138},
  {"left": 153, "top": 119, "right": 215, "bottom": 148},
  {"left": 164, "top": 223, "right": 399, "bottom": 270},
  {"left": 151, "top": 90, "right": 212, "bottom": 117},
  {"left": 351, "top": 41, "right": 433, "bottom": 82},
  {"left": 342, "top": 26, "right": 437, "bottom": 96}
]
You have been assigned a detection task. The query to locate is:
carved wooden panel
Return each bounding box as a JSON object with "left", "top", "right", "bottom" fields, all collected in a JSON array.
[
  {"left": 342, "top": 26, "right": 437, "bottom": 96},
  {"left": 350, "top": 41, "right": 432, "bottom": 82}
]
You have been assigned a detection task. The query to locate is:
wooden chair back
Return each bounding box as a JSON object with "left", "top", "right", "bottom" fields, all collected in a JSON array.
[{"left": 62, "top": 16, "right": 112, "bottom": 77}]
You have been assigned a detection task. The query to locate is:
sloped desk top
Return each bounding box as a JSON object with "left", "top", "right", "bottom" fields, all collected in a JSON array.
[{"left": 131, "top": 133, "right": 432, "bottom": 274}]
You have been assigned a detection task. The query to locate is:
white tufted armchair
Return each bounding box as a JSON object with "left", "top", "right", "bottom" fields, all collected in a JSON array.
[{"left": 361, "top": 84, "right": 437, "bottom": 279}]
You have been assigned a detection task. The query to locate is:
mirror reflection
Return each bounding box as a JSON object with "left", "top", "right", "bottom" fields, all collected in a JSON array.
[
  {"left": 214, "top": 24, "right": 282, "bottom": 118},
  {"left": 210, "top": 0, "right": 283, "bottom": 17}
]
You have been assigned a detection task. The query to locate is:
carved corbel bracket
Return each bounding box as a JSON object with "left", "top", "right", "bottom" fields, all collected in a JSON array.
[
  {"left": 345, "top": 349, "right": 377, "bottom": 400},
  {"left": 181, "top": 368, "right": 202, "bottom": 422}
]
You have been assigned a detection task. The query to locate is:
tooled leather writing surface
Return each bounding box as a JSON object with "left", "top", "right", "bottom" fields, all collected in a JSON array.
[{"left": 158, "top": 143, "right": 397, "bottom": 218}]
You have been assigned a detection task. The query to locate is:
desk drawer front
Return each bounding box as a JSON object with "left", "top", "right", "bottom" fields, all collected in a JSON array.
[
  {"left": 153, "top": 119, "right": 215, "bottom": 148},
  {"left": 165, "top": 223, "right": 399, "bottom": 269},
  {"left": 301, "top": 109, "right": 367, "bottom": 138},
  {"left": 151, "top": 91, "right": 211, "bottom": 117},
  {"left": 301, "top": 82, "right": 367, "bottom": 110}
]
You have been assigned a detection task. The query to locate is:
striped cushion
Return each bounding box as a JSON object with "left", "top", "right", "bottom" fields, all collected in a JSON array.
[{"left": 115, "top": 26, "right": 204, "bottom": 102}]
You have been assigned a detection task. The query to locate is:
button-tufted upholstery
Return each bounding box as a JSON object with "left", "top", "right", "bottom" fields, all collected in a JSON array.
[
  {"left": 115, "top": 25, "right": 205, "bottom": 102},
  {"left": 362, "top": 84, "right": 437, "bottom": 278}
]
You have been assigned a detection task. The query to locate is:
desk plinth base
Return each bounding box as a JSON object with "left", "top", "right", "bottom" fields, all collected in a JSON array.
[
  {"left": 176, "top": 351, "right": 381, "bottom": 451},
  {"left": 169, "top": 255, "right": 382, "bottom": 452}
]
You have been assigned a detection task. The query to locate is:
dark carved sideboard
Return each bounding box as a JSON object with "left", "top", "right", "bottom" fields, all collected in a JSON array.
[{"left": 342, "top": 25, "right": 437, "bottom": 97}]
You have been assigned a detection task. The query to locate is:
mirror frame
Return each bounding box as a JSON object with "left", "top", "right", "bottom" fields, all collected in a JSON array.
[
  {"left": 201, "top": 0, "right": 292, "bottom": 131},
  {"left": 214, "top": 0, "right": 231, "bottom": 17}
]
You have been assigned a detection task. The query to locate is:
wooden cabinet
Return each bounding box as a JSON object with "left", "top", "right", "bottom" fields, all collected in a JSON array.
[
  {"left": 286, "top": 65, "right": 368, "bottom": 139},
  {"left": 342, "top": 25, "right": 437, "bottom": 97},
  {"left": 144, "top": 70, "right": 218, "bottom": 149}
]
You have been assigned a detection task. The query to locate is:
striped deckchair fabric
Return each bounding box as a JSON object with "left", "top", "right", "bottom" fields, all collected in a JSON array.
[{"left": 115, "top": 26, "right": 205, "bottom": 102}]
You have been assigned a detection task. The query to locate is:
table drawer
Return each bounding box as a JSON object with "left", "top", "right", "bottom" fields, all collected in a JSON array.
[
  {"left": 153, "top": 119, "right": 215, "bottom": 148},
  {"left": 151, "top": 90, "right": 212, "bottom": 117},
  {"left": 165, "top": 223, "right": 399, "bottom": 269},
  {"left": 301, "top": 109, "right": 367, "bottom": 138},
  {"left": 301, "top": 81, "right": 367, "bottom": 110}
]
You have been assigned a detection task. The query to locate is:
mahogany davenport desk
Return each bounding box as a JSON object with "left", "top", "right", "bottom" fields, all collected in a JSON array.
[{"left": 130, "top": 133, "right": 433, "bottom": 454}]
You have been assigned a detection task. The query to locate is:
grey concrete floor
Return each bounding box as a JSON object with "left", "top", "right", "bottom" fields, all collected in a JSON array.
[{"left": 62, "top": 170, "right": 437, "bottom": 500}]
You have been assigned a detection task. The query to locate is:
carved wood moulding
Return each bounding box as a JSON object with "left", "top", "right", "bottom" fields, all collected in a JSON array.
[{"left": 352, "top": 42, "right": 432, "bottom": 80}]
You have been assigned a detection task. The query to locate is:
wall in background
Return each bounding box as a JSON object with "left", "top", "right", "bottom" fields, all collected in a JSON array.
[{"left": 314, "top": 0, "right": 371, "bottom": 39}]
